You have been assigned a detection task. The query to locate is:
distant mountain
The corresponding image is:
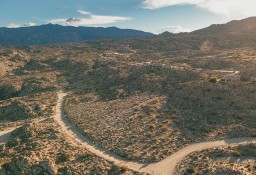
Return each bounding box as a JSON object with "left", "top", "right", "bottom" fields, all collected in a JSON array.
[
  {"left": 129, "top": 17, "right": 256, "bottom": 51},
  {"left": 193, "top": 17, "right": 256, "bottom": 35},
  {"left": 2, "top": 17, "right": 256, "bottom": 49},
  {"left": 191, "top": 17, "right": 256, "bottom": 49},
  {"left": 0, "top": 24, "right": 153, "bottom": 46}
]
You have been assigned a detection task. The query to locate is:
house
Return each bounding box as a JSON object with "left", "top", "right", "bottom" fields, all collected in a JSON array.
[{"left": 223, "top": 71, "right": 241, "bottom": 84}]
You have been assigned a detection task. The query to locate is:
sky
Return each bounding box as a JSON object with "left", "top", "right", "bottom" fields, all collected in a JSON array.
[{"left": 1, "top": 0, "right": 256, "bottom": 34}]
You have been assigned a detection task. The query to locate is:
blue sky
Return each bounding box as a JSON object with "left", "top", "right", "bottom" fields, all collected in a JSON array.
[{"left": 1, "top": 0, "right": 256, "bottom": 34}]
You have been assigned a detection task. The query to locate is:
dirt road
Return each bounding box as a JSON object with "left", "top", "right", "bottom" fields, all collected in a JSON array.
[{"left": 1, "top": 91, "right": 255, "bottom": 175}]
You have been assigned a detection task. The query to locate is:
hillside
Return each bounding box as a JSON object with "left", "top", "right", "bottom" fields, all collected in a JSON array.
[
  {"left": 193, "top": 17, "right": 256, "bottom": 35},
  {"left": 0, "top": 24, "right": 153, "bottom": 46},
  {"left": 127, "top": 17, "right": 256, "bottom": 51}
]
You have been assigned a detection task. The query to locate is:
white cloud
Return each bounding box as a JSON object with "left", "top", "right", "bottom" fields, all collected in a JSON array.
[
  {"left": 7, "top": 22, "right": 36, "bottom": 28},
  {"left": 48, "top": 10, "right": 131, "bottom": 26},
  {"left": 23, "top": 22, "right": 37, "bottom": 27},
  {"left": 7, "top": 23, "right": 21, "bottom": 28},
  {"left": 142, "top": 0, "right": 256, "bottom": 18},
  {"left": 159, "top": 25, "right": 191, "bottom": 33},
  {"left": 77, "top": 10, "right": 91, "bottom": 15},
  {"left": 142, "top": 0, "right": 203, "bottom": 9}
]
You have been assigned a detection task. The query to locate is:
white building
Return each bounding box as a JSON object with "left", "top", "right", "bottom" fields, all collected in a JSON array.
[{"left": 223, "top": 71, "right": 241, "bottom": 84}]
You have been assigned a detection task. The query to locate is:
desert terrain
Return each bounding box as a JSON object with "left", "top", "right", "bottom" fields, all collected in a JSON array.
[{"left": 1, "top": 18, "right": 256, "bottom": 175}]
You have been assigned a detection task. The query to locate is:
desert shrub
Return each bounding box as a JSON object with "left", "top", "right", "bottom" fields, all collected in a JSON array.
[
  {"left": 232, "top": 150, "right": 241, "bottom": 157},
  {"left": 0, "top": 51, "right": 11, "bottom": 57},
  {"left": 120, "top": 166, "right": 128, "bottom": 173},
  {"left": 2, "top": 162, "right": 20, "bottom": 175},
  {"left": 238, "top": 144, "right": 256, "bottom": 156},
  {"left": 149, "top": 123, "right": 156, "bottom": 130},
  {"left": 76, "top": 154, "right": 92, "bottom": 161},
  {"left": 0, "top": 85, "right": 20, "bottom": 100},
  {"left": 57, "top": 167, "right": 68, "bottom": 175},
  {"left": 251, "top": 133, "right": 256, "bottom": 137},
  {"left": 56, "top": 153, "right": 69, "bottom": 164},
  {"left": 6, "top": 139, "right": 19, "bottom": 148},
  {"left": 209, "top": 77, "right": 218, "bottom": 83},
  {"left": 185, "top": 168, "right": 195, "bottom": 174}
]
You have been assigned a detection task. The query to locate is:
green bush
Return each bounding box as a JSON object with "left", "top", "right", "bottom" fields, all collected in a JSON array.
[
  {"left": 56, "top": 153, "right": 69, "bottom": 163},
  {"left": 209, "top": 77, "right": 218, "bottom": 83},
  {"left": 76, "top": 154, "right": 92, "bottom": 161},
  {"left": 232, "top": 150, "right": 241, "bottom": 157},
  {"left": 186, "top": 168, "right": 195, "bottom": 174}
]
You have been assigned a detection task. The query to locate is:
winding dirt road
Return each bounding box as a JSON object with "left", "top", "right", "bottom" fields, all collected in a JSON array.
[
  {"left": 1, "top": 91, "right": 256, "bottom": 175},
  {"left": 54, "top": 92, "right": 256, "bottom": 175},
  {"left": 147, "top": 137, "right": 256, "bottom": 175},
  {"left": 53, "top": 92, "right": 149, "bottom": 173}
]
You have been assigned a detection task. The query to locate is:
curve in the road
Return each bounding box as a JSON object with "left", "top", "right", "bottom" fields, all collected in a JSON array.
[
  {"left": 1, "top": 91, "right": 255, "bottom": 175},
  {"left": 147, "top": 137, "right": 256, "bottom": 175},
  {"left": 53, "top": 92, "right": 151, "bottom": 173},
  {"left": 54, "top": 91, "right": 256, "bottom": 175}
]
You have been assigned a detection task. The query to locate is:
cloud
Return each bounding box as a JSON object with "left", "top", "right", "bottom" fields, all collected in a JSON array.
[
  {"left": 142, "top": 0, "right": 203, "bottom": 9},
  {"left": 7, "top": 23, "right": 21, "bottom": 28},
  {"left": 77, "top": 10, "right": 91, "bottom": 15},
  {"left": 23, "top": 22, "right": 37, "bottom": 27},
  {"left": 7, "top": 22, "right": 36, "bottom": 28},
  {"left": 48, "top": 10, "right": 131, "bottom": 26},
  {"left": 142, "top": 0, "right": 256, "bottom": 18},
  {"left": 159, "top": 25, "right": 191, "bottom": 33}
]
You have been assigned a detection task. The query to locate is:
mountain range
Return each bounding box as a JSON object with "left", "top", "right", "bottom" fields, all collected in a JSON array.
[
  {"left": 152, "top": 17, "right": 256, "bottom": 51},
  {"left": 0, "top": 24, "right": 153, "bottom": 45},
  {"left": 1, "top": 17, "right": 256, "bottom": 49}
]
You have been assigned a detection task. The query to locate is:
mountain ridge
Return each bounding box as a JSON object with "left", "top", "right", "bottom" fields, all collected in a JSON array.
[
  {"left": 130, "top": 16, "right": 256, "bottom": 51},
  {"left": 0, "top": 24, "right": 153, "bottom": 46},
  {"left": 192, "top": 16, "right": 256, "bottom": 35},
  {"left": 2, "top": 17, "right": 256, "bottom": 48}
]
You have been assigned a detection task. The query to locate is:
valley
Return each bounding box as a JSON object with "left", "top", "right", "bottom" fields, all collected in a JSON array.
[{"left": 0, "top": 17, "right": 256, "bottom": 175}]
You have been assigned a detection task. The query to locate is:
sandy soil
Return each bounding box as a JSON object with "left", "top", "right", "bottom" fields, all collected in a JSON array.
[
  {"left": 1, "top": 91, "right": 255, "bottom": 175},
  {"left": 54, "top": 91, "right": 256, "bottom": 175}
]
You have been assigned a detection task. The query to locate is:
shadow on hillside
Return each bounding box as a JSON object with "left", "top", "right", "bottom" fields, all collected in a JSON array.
[
  {"left": 48, "top": 58, "right": 255, "bottom": 145},
  {"left": 13, "top": 59, "right": 49, "bottom": 75},
  {"left": 50, "top": 58, "right": 198, "bottom": 100}
]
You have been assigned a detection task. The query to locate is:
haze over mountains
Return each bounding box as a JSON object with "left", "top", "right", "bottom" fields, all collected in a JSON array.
[{"left": 1, "top": 17, "right": 256, "bottom": 49}]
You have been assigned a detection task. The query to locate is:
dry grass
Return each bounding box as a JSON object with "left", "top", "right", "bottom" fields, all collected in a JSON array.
[
  {"left": 1, "top": 43, "right": 255, "bottom": 166},
  {"left": 175, "top": 144, "right": 256, "bottom": 175},
  {"left": 55, "top": 44, "right": 256, "bottom": 162},
  {"left": 64, "top": 93, "right": 175, "bottom": 162},
  {"left": 0, "top": 118, "right": 143, "bottom": 175}
]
